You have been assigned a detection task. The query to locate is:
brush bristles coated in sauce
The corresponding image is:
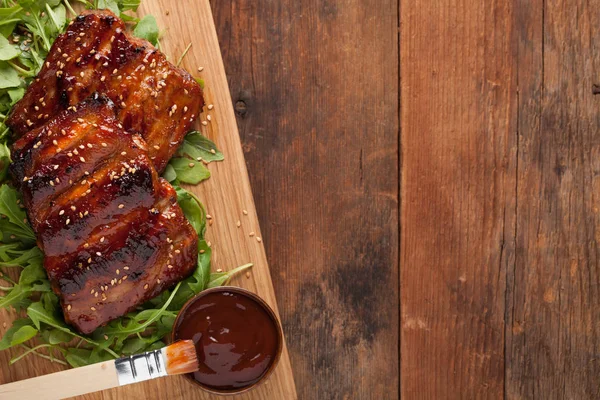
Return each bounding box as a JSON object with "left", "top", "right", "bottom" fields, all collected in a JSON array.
[{"left": 164, "top": 340, "right": 199, "bottom": 375}]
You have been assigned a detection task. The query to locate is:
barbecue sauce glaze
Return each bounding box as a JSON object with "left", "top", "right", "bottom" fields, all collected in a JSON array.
[{"left": 174, "top": 291, "right": 280, "bottom": 391}]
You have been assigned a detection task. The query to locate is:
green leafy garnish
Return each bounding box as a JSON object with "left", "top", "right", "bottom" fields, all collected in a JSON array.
[
  {"left": 166, "top": 131, "right": 223, "bottom": 184},
  {"left": 0, "top": 36, "right": 19, "bottom": 61},
  {"left": 132, "top": 14, "right": 158, "bottom": 45}
]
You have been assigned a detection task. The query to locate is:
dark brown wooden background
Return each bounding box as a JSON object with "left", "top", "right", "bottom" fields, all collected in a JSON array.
[{"left": 210, "top": 0, "right": 600, "bottom": 399}]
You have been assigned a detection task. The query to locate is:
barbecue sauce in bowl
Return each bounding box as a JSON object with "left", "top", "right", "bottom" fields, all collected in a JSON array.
[{"left": 173, "top": 287, "right": 282, "bottom": 394}]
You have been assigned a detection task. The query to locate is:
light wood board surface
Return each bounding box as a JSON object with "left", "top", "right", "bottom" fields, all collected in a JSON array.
[{"left": 0, "top": 0, "right": 297, "bottom": 399}]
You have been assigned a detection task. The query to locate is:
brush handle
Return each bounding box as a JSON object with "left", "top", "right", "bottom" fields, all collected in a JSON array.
[{"left": 0, "top": 361, "right": 119, "bottom": 400}]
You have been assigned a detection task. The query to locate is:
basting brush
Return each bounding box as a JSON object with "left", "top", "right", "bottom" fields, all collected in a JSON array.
[{"left": 0, "top": 340, "right": 198, "bottom": 400}]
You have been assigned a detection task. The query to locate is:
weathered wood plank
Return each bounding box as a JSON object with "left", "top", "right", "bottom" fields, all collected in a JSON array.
[
  {"left": 400, "top": 0, "right": 516, "bottom": 397},
  {"left": 506, "top": 1, "right": 600, "bottom": 398},
  {"left": 210, "top": 0, "right": 400, "bottom": 398}
]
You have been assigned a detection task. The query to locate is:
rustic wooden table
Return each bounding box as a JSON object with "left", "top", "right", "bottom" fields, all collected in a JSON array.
[{"left": 211, "top": 0, "right": 599, "bottom": 399}]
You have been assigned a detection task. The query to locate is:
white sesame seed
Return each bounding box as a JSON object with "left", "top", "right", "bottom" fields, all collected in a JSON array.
[
  {"left": 236, "top": 220, "right": 241, "bottom": 227},
  {"left": 118, "top": 204, "right": 124, "bottom": 209},
  {"left": 80, "top": 156, "right": 86, "bottom": 162},
  {"left": 249, "top": 232, "right": 255, "bottom": 237},
  {"left": 208, "top": 104, "right": 214, "bottom": 110},
  {"left": 207, "top": 115, "right": 212, "bottom": 121},
  {"left": 59, "top": 210, "right": 65, "bottom": 215},
  {"left": 201, "top": 121, "right": 208, "bottom": 126},
  {"left": 65, "top": 218, "right": 70, "bottom": 225},
  {"left": 197, "top": 66, "right": 204, "bottom": 72},
  {"left": 243, "top": 209, "right": 248, "bottom": 215},
  {"left": 257, "top": 237, "right": 262, "bottom": 242}
]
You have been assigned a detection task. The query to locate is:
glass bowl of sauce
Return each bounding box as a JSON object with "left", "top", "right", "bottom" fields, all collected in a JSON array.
[{"left": 172, "top": 286, "right": 283, "bottom": 395}]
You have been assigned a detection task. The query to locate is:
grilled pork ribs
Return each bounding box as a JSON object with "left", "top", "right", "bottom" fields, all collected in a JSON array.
[
  {"left": 8, "top": 10, "right": 204, "bottom": 334},
  {"left": 7, "top": 9, "right": 203, "bottom": 173}
]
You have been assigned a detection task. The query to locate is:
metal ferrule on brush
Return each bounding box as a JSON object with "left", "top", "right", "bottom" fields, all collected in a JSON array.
[{"left": 114, "top": 348, "right": 168, "bottom": 386}]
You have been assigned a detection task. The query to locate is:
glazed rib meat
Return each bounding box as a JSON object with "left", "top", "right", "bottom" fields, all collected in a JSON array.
[
  {"left": 7, "top": 9, "right": 203, "bottom": 172},
  {"left": 11, "top": 95, "right": 198, "bottom": 334}
]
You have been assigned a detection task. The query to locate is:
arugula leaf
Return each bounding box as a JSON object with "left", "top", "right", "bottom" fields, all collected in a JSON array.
[
  {"left": 169, "top": 157, "right": 210, "bottom": 184},
  {"left": 167, "top": 132, "right": 223, "bottom": 183},
  {"left": 96, "top": 0, "right": 120, "bottom": 15},
  {"left": 162, "top": 163, "right": 177, "bottom": 182},
  {"left": 45, "top": 3, "right": 66, "bottom": 32},
  {"left": 0, "top": 6, "right": 22, "bottom": 38},
  {"left": 47, "top": 329, "right": 73, "bottom": 345},
  {"left": 207, "top": 263, "right": 253, "bottom": 288},
  {"left": 8, "top": 87, "right": 24, "bottom": 104},
  {"left": 0, "top": 259, "right": 50, "bottom": 309},
  {"left": 0, "top": 185, "right": 35, "bottom": 240},
  {"left": 0, "top": 61, "right": 19, "bottom": 89},
  {"left": 0, "top": 142, "right": 10, "bottom": 182},
  {"left": 117, "top": 0, "right": 140, "bottom": 13},
  {"left": 175, "top": 186, "right": 206, "bottom": 236},
  {"left": 177, "top": 131, "right": 224, "bottom": 163},
  {"left": 168, "top": 240, "right": 212, "bottom": 310},
  {"left": 133, "top": 15, "right": 159, "bottom": 46},
  {"left": 64, "top": 348, "right": 92, "bottom": 368},
  {"left": 0, "top": 36, "right": 20, "bottom": 61},
  {"left": 0, "top": 319, "right": 37, "bottom": 351},
  {"left": 0, "top": 246, "right": 42, "bottom": 267}
]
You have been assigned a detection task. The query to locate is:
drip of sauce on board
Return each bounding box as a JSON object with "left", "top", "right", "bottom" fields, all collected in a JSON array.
[{"left": 174, "top": 290, "right": 280, "bottom": 391}]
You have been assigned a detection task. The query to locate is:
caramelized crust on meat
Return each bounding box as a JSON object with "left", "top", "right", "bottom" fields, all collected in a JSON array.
[
  {"left": 7, "top": 10, "right": 203, "bottom": 172},
  {"left": 11, "top": 95, "right": 198, "bottom": 334}
]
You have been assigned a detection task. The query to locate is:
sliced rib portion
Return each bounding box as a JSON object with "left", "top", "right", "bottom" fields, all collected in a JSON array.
[
  {"left": 7, "top": 10, "right": 203, "bottom": 172},
  {"left": 11, "top": 95, "right": 198, "bottom": 334}
]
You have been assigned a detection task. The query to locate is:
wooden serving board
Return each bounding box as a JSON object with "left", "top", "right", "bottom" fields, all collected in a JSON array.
[{"left": 0, "top": 0, "right": 297, "bottom": 399}]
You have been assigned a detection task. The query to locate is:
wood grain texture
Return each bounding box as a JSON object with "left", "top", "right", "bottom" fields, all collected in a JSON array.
[
  {"left": 402, "top": 0, "right": 600, "bottom": 398},
  {"left": 506, "top": 1, "right": 600, "bottom": 398},
  {"left": 0, "top": 1, "right": 297, "bottom": 399},
  {"left": 401, "top": 1, "right": 515, "bottom": 397},
  {"left": 210, "top": 0, "right": 400, "bottom": 399}
]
